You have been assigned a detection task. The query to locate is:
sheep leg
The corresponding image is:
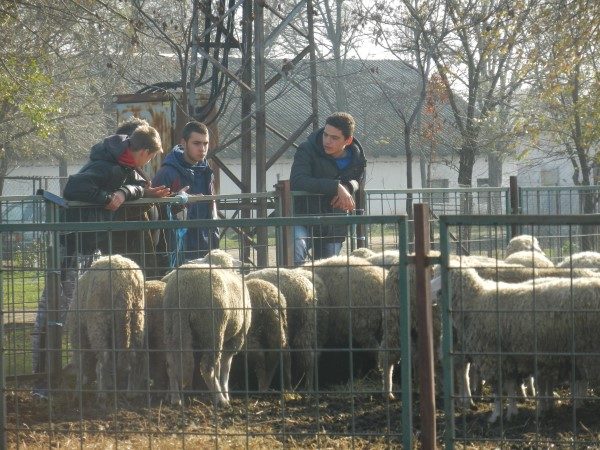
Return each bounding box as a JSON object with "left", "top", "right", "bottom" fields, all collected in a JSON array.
[
  {"left": 572, "top": 379, "right": 587, "bottom": 408},
  {"left": 219, "top": 352, "right": 235, "bottom": 402},
  {"left": 458, "top": 361, "right": 475, "bottom": 408},
  {"left": 283, "top": 348, "right": 292, "bottom": 391},
  {"left": 254, "top": 352, "right": 268, "bottom": 392},
  {"left": 199, "top": 352, "right": 227, "bottom": 406},
  {"left": 96, "top": 350, "right": 111, "bottom": 401},
  {"left": 377, "top": 345, "right": 395, "bottom": 401},
  {"left": 165, "top": 309, "right": 195, "bottom": 405},
  {"left": 166, "top": 351, "right": 182, "bottom": 406},
  {"left": 505, "top": 379, "right": 519, "bottom": 421},
  {"left": 488, "top": 387, "right": 503, "bottom": 424},
  {"left": 528, "top": 376, "right": 536, "bottom": 397}
]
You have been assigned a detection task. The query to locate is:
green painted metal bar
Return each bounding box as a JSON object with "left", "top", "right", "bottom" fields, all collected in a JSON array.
[
  {"left": 0, "top": 228, "right": 6, "bottom": 449},
  {"left": 440, "top": 219, "right": 454, "bottom": 449},
  {"left": 398, "top": 216, "right": 412, "bottom": 449}
]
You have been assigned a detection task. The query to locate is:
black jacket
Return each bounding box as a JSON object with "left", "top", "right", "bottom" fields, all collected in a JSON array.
[
  {"left": 290, "top": 128, "right": 366, "bottom": 240},
  {"left": 63, "top": 135, "right": 146, "bottom": 209},
  {"left": 62, "top": 135, "right": 157, "bottom": 271}
]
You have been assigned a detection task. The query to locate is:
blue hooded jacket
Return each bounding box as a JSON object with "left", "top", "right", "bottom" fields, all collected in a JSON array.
[{"left": 152, "top": 145, "right": 219, "bottom": 260}]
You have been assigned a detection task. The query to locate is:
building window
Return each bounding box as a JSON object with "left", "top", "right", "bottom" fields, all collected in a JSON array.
[{"left": 540, "top": 168, "right": 559, "bottom": 186}]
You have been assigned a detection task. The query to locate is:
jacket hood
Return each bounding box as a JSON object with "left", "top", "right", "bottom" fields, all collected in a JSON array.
[
  {"left": 162, "top": 145, "right": 210, "bottom": 177},
  {"left": 89, "top": 134, "right": 129, "bottom": 163},
  {"left": 306, "top": 128, "right": 366, "bottom": 164}
]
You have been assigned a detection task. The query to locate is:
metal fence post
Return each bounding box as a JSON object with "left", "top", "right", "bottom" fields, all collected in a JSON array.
[
  {"left": 440, "top": 218, "right": 455, "bottom": 449},
  {"left": 0, "top": 236, "right": 6, "bottom": 449},
  {"left": 414, "top": 204, "right": 437, "bottom": 449},
  {"left": 42, "top": 193, "right": 64, "bottom": 391},
  {"left": 275, "top": 180, "right": 294, "bottom": 267},
  {"left": 510, "top": 176, "right": 519, "bottom": 237}
]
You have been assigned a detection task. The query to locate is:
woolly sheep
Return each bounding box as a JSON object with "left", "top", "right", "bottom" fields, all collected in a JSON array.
[
  {"left": 304, "top": 256, "right": 390, "bottom": 396},
  {"left": 350, "top": 247, "right": 377, "bottom": 259},
  {"left": 245, "top": 268, "right": 319, "bottom": 391},
  {"left": 68, "top": 255, "right": 146, "bottom": 399},
  {"left": 188, "top": 248, "right": 242, "bottom": 268},
  {"left": 367, "top": 250, "right": 401, "bottom": 267},
  {"left": 244, "top": 278, "right": 290, "bottom": 391},
  {"left": 163, "top": 263, "right": 251, "bottom": 406},
  {"left": 557, "top": 251, "right": 600, "bottom": 272},
  {"left": 506, "top": 234, "right": 544, "bottom": 256},
  {"left": 144, "top": 280, "right": 168, "bottom": 392},
  {"left": 447, "top": 267, "right": 600, "bottom": 422},
  {"left": 504, "top": 250, "right": 554, "bottom": 268},
  {"left": 476, "top": 266, "right": 600, "bottom": 283}
]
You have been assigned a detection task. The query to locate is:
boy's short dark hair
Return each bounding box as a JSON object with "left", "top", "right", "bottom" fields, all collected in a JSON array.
[
  {"left": 129, "top": 125, "right": 162, "bottom": 154},
  {"left": 325, "top": 112, "right": 355, "bottom": 139},
  {"left": 116, "top": 117, "right": 149, "bottom": 136},
  {"left": 182, "top": 121, "right": 209, "bottom": 141}
]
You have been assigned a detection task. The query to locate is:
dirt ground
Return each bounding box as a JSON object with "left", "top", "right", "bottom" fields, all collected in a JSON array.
[{"left": 6, "top": 382, "right": 600, "bottom": 449}]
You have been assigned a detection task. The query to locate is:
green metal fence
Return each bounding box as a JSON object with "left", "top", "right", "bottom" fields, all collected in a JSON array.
[{"left": 1, "top": 209, "right": 412, "bottom": 449}]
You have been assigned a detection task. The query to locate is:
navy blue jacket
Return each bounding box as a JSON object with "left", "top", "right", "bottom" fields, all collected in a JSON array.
[{"left": 152, "top": 145, "right": 219, "bottom": 260}]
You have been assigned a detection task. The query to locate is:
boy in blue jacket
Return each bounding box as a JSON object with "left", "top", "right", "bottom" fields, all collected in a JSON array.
[{"left": 153, "top": 121, "right": 219, "bottom": 266}]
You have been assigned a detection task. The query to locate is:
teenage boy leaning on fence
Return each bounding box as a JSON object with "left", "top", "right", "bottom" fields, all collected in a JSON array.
[
  {"left": 152, "top": 120, "right": 220, "bottom": 269},
  {"left": 290, "top": 112, "right": 367, "bottom": 265},
  {"left": 31, "top": 119, "right": 171, "bottom": 396}
]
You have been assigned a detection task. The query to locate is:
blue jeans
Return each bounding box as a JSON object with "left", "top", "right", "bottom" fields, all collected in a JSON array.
[{"left": 294, "top": 225, "right": 342, "bottom": 266}]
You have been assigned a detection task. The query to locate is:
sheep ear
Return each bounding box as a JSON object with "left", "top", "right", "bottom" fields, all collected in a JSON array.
[{"left": 430, "top": 276, "right": 442, "bottom": 294}]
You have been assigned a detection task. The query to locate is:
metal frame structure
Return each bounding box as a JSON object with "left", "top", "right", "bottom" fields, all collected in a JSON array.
[{"left": 117, "top": 1, "right": 319, "bottom": 268}]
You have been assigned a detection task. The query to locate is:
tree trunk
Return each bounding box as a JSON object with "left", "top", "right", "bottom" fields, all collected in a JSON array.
[
  {"left": 488, "top": 152, "right": 503, "bottom": 214},
  {"left": 457, "top": 142, "right": 476, "bottom": 188}
]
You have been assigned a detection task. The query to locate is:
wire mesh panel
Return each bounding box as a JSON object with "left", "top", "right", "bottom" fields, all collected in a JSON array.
[
  {"left": 365, "top": 188, "right": 510, "bottom": 254},
  {"left": 2, "top": 213, "right": 412, "bottom": 448},
  {"left": 438, "top": 215, "right": 600, "bottom": 448},
  {"left": 0, "top": 196, "right": 46, "bottom": 382},
  {"left": 519, "top": 186, "right": 600, "bottom": 257}
]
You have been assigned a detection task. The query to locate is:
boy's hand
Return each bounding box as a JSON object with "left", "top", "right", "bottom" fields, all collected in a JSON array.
[
  {"left": 331, "top": 184, "right": 355, "bottom": 212},
  {"left": 105, "top": 191, "right": 126, "bottom": 211},
  {"left": 145, "top": 184, "right": 171, "bottom": 198}
]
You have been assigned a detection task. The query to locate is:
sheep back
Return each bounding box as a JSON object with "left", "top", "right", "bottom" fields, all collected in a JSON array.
[
  {"left": 244, "top": 278, "right": 289, "bottom": 390},
  {"left": 69, "top": 254, "right": 146, "bottom": 393}
]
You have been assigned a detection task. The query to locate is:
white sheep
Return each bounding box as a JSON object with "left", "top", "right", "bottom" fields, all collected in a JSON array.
[
  {"left": 504, "top": 250, "right": 554, "bottom": 268},
  {"left": 244, "top": 278, "right": 290, "bottom": 391},
  {"left": 446, "top": 267, "right": 600, "bottom": 422},
  {"left": 476, "top": 265, "right": 599, "bottom": 283},
  {"left": 506, "top": 234, "right": 544, "bottom": 256},
  {"left": 245, "top": 268, "right": 319, "bottom": 392},
  {"left": 144, "top": 280, "right": 168, "bottom": 392},
  {"left": 304, "top": 256, "right": 390, "bottom": 396},
  {"left": 557, "top": 251, "right": 600, "bottom": 272},
  {"left": 367, "top": 250, "right": 401, "bottom": 267},
  {"left": 349, "top": 247, "right": 377, "bottom": 259},
  {"left": 163, "top": 263, "right": 251, "bottom": 406},
  {"left": 188, "top": 248, "right": 242, "bottom": 268},
  {"left": 68, "top": 255, "right": 146, "bottom": 399}
]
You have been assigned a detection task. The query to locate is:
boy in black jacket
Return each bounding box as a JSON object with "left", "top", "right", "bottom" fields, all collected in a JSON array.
[{"left": 290, "top": 112, "right": 366, "bottom": 265}]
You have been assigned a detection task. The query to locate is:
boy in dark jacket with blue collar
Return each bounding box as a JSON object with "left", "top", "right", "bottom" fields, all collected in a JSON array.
[
  {"left": 290, "top": 112, "right": 367, "bottom": 265},
  {"left": 152, "top": 121, "right": 219, "bottom": 266}
]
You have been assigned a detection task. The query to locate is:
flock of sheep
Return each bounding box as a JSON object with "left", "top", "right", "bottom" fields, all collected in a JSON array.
[{"left": 66, "top": 237, "right": 600, "bottom": 423}]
